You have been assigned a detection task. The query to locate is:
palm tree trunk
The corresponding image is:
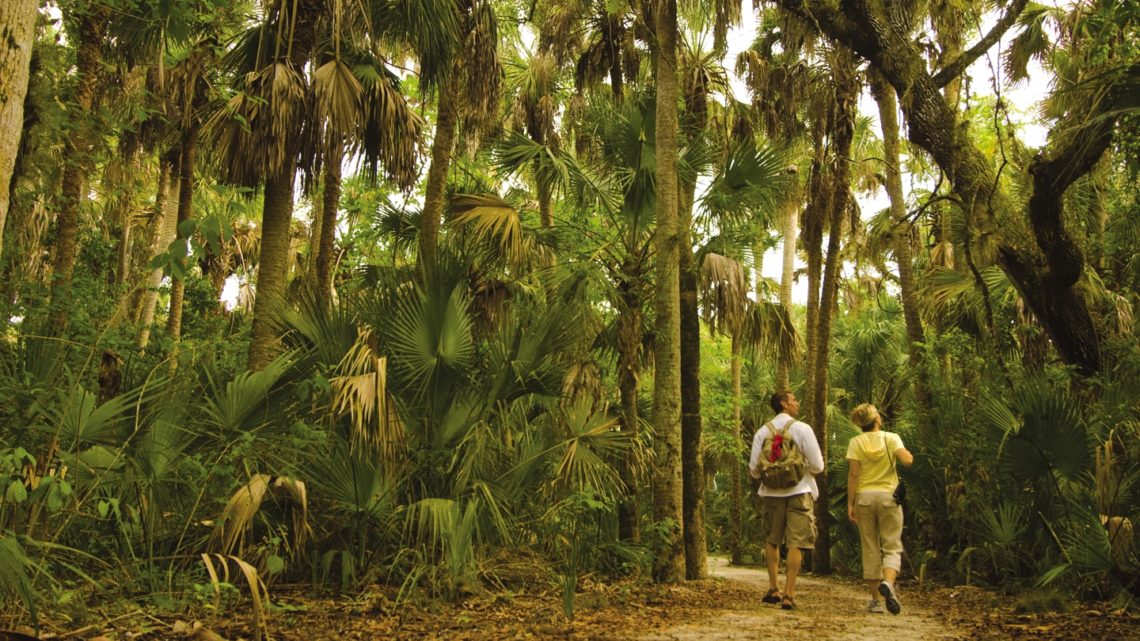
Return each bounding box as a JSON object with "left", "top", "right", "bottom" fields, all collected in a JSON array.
[
  {"left": 776, "top": 199, "right": 798, "bottom": 390},
  {"left": 810, "top": 52, "right": 858, "bottom": 575},
  {"left": 247, "top": 162, "right": 296, "bottom": 370},
  {"left": 801, "top": 148, "right": 825, "bottom": 414},
  {"left": 46, "top": 7, "right": 107, "bottom": 334},
  {"left": 166, "top": 125, "right": 198, "bottom": 343},
  {"left": 728, "top": 333, "right": 744, "bottom": 565},
  {"left": 316, "top": 141, "right": 342, "bottom": 305},
  {"left": 679, "top": 171, "right": 705, "bottom": 581},
  {"left": 869, "top": 72, "right": 928, "bottom": 407},
  {"left": 538, "top": 180, "right": 553, "bottom": 228},
  {"left": 137, "top": 159, "right": 179, "bottom": 347},
  {"left": 617, "top": 269, "right": 642, "bottom": 543},
  {"left": 651, "top": 0, "right": 684, "bottom": 585},
  {"left": 419, "top": 75, "right": 460, "bottom": 272},
  {"left": 0, "top": 0, "right": 37, "bottom": 250}
]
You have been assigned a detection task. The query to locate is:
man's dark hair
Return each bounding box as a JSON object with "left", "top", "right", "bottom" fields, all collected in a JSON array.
[{"left": 770, "top": 390, "right": 793, "bottom": 414}]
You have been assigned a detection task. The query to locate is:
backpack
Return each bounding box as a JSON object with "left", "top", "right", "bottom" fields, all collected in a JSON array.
[{"left": 758, "top": 421, "right": 807, "bottom": 489}]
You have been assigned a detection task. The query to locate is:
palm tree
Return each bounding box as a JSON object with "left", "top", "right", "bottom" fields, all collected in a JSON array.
[
  {"left": 651, "top": 0, "right": 684, "bottom": 584},
  {"left": 417, "top": 0, "right": 500, "bottom": 271},
  {"left": 45, "top": 0, "right": 111, "bottom": 334},
  {"left": 207, "top": 0, "right": 425, "bottom": 369},
  {"left": 806, "top": 47, "right": 858, "bottom": 574},
  {"left": 868, "top": 71, "right": 929, "bottom": 407},
  {"left": 0, "top": 0, "right": 39, "bottom": 251}
]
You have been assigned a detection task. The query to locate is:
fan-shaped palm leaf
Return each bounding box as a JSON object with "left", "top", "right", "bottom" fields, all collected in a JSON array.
[{"left": 385, "top": 283, "right": 476, "bottom": 399}]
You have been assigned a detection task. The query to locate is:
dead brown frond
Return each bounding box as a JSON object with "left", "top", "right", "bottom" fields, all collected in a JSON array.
[
  {"left": 700, "top": 252, "right": 749, "bottom": 337},
  {"left": 312, "top": 58, "right": 364, "bottom": 146},
  {"left": 201, "top": 553, "right": 271, "bottom": 641},
  {"left": 330, "top": 327, "right": 405, "bottom": 463},
  {"left": 740, "top": 299, "right": 802, "bottom": 369},
  {"left": 210, "top": 474, "right": 311, "bottom": 560}
]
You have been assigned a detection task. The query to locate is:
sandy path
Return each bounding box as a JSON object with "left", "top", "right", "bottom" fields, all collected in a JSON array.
[{"left": 640, "top": 557, "right": 966, "bottom": 641}]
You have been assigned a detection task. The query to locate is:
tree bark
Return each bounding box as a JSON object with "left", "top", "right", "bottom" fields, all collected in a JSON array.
[
  {"left": 419, "top": 74, "right": 460, "bottom": 273},
  {"left": 651, "top": 0, "right": 684, "bottom": 585},
  {"left": 538, "top": 180, "right": 553, "bottom": 228},
  {"left": 247, "top": 162, "right": 296, "bottom": 370},
  {"left": 315, "top": 140, "right": 342, "bottom": 306},
  {"left": 0, "top": 0, "right": 38, "bottom": 250},
  {"left": 46, "top": 6, "right": 107, "bottom": 335},
  {"left": 869, "top": 72, "right": 928, "bottom": 408}
]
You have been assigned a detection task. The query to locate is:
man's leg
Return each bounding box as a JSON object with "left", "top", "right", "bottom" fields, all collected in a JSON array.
[
  {"left": 763, "top": 496, "right": 787, "bottom": 594},
  {"left": 766, "top": 542, "right": 781, "bottom": 591},
  {"left": 784, "top": 546, "right": 802, "bottom": 596}
]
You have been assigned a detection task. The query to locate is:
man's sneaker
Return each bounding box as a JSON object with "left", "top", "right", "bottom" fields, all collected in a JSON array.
[
  {"left": 868, "top": 599, "right": 886, "bottom": 613},
  {"left": 878, "top": 581, "right": 901, "bottom": 614}
]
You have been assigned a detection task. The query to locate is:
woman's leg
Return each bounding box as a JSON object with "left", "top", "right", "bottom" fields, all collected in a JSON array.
[{"left": 854, "top": 495, "right": 882, "bottom": 601}]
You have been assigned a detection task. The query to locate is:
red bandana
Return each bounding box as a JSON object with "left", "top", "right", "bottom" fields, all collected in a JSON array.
[{"left": 770, "top": 433, "right": 784, "bottom": 462}]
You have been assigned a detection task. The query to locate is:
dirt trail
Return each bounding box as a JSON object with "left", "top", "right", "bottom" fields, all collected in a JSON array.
[{"left": 640, "top": 557, "right": 966, "bottom": 641}]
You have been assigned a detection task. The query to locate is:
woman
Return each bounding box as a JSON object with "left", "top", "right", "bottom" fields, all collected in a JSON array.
[{"left": 846, "top": 403, "right": 913, "bottom": 614}]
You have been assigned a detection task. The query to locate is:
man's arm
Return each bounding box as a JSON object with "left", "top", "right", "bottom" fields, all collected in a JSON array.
[{"left": 799, "top": 423, "right": 825, "bottom": 475}]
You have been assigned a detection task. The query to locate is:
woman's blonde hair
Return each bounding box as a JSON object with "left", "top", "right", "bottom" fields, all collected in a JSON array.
[{"left": 850, "top": 403, "right": 881, "bottom": 432}]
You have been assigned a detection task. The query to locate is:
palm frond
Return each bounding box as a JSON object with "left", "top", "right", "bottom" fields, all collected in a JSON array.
[
  {"left": 210, "top": 474, "right": 311, "bottom": 559},
  {"left": 331, "top": 328, "right": 405, "bottom": 462},
  {"left": 449, "top": 193, "right": 529, "bottom": 268},
  {"left": 0, "top": 533, "right": 37, "bottom": 624},
  {"left": 699, "top": 252, "right": 749, "bottom": 337}
]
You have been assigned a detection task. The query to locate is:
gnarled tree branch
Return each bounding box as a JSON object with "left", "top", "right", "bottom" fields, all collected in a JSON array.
[{"left": 932, "top": 0, "right": 1030, "bottom": 88}]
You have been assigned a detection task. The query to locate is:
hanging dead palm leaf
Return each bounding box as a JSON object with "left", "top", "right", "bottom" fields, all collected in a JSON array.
[
  {"left": 210, "top": 473, "right": 311, "bottom": 560},
  {"left": 330, "top": 327, "right": 405, "bottom": 463}
]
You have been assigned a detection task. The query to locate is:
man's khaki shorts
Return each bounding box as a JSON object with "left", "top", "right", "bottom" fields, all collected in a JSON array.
[{"left": 764, "top": 492, "right": 816, "bottom": 549}]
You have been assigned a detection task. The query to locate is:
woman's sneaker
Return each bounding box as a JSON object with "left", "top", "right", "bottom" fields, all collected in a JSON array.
[
  {"left": 878, "top": 581, "right": 901, "bottom": 614},
  {"left": 868, "top": 599, "right": 886, "bottom": 613}
]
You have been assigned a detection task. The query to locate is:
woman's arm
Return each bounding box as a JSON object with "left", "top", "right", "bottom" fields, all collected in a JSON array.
[
  {"left": 846, "top": 459, "right": 861, "bottom": 523},
  {"left": 895, "top": 447, "right": 914, "bottom": 467}
]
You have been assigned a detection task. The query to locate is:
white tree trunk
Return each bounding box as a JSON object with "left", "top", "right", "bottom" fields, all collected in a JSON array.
[{"left": 137, "top": 168, "right": 180, "bottom": 348}]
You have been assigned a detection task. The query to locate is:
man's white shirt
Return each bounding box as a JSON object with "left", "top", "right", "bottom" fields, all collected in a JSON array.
[{"left": 748, "top": 412, "right": 826, "bottom": 499}]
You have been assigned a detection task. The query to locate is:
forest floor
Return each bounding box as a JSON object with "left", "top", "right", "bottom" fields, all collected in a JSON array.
[{"left": 6, "top": 557, "right": 1138, "bottom": 640}]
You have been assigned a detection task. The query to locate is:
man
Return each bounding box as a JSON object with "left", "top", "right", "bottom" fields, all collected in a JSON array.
[{"left": 748, "top": 390, "right": 825, "bottom": 610}]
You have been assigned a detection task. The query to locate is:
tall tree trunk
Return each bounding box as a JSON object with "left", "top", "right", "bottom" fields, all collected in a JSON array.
[
  {"left": 801, "top": 146, "right": 826, "bottom": 416},
  {"left": 247, "top": 162, "right": 296, "bottom": 370},
  {"left": 46, "top": 7, "right": 107, "bottom": 334},
  {"left": 419, "top": 75, "right": 460, "bottom": 273},
  {"left": 0, "top": 0, "right": 37, "bottom": 250},
  {"left": 617, "top": 268, "right": 642, "bottom": 543},
  {"left": 137, "top": 159, "right": 179, "bottom": 348},
  {"left": 315, "top": 141, "right": 342, "bottom": 305},
  {"left": 869, "top": 72, "right": 929, "bottom": 408},
  {"left": 166, "top": 125, "right": 198, "bottom": 343},
  {"left": 679, "top": 187, "right": 706, "bottom": 581},
  {"left": 651, "top": 0, "right": 684, "bottom": 585},
  {"left": 728, "top": 333, "right": 744, "bottom": 565},
  {"left": 776, "top": 199, "right": 798, "bottom": 390},
  {"left": 810, "top": 51, "right": 858, "bottom": 575}
]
